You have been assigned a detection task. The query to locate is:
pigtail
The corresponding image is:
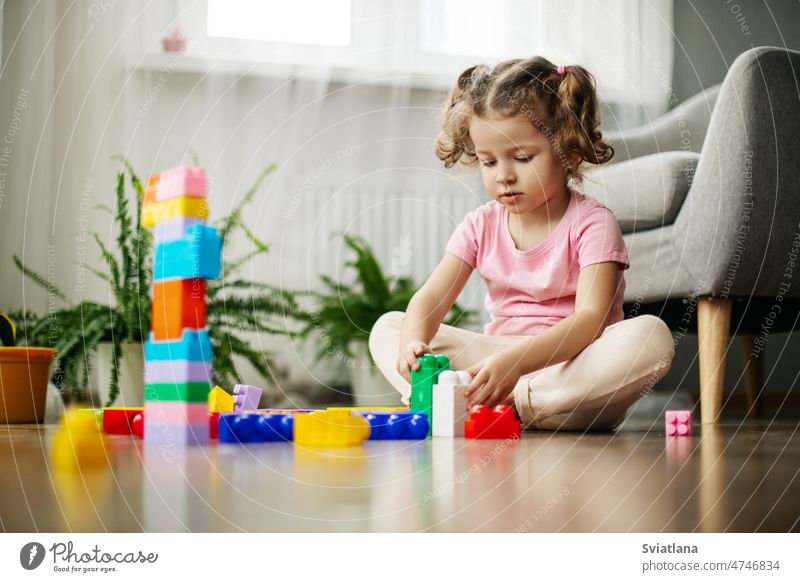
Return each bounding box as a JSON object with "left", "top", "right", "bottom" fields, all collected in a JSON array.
[
  {"left": 435, "top": 64, "right": 488, "bottom": 168},
  {"left": 556, "top": 65, "right": 614, "bottom": 174}
]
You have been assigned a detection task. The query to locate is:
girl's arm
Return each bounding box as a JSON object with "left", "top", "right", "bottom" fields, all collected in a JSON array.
[
  {"left": 396, "top": 254, "right": 473, "bottom": 379},
  {"left": 465, "top": 261, "right": 620, "bottom": 406}
]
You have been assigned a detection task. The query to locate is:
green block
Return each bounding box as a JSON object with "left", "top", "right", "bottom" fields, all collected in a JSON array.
[
  {"left": 410, "top": 354, "right": 449, "bottom": 437},
  {"left": 145, "top": 381, "right": 211, "bottom": 402}
]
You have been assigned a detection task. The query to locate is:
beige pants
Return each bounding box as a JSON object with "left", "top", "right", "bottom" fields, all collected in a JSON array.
[{"left": 368, "top": 312, "right": 675, "bottom": 431}]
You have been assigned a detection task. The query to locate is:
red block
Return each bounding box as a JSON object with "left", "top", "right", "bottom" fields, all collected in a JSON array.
[
  {"left": 464, "top": 405, "right": 521, "bottom": 439},
  {"left": 210, "top": 411, "right": 220, "bottom": 440},
  {"left": 131, "top": 413, "right": 144, "bottom": 439},
  {"left": 151, "top": 278, "right": 206, "bottom": 341},
  {"left": 102, "top": 407, "right": 144, "bottom": 435}
]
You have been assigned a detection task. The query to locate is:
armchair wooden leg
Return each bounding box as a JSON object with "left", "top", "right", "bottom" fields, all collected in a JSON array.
[
  {"left": 739, "top": 335, "right": 765, "bottom": 418},
  {"left": 697, "top": 298, "right": 732, "bottom": 424}
]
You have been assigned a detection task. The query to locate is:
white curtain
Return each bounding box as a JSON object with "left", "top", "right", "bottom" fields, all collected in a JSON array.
[{"left": 0, "top": 0, "right": 674, "bottom": 388}]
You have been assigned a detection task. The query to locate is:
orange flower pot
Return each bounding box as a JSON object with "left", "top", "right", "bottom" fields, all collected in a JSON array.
[{"left": 0, "top": 347, "right": 58, "bottom": 423}]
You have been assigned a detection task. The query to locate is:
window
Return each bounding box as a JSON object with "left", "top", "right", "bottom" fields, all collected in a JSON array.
[{"left": 168, "top": 0, "right": 672, "bottom": 114}]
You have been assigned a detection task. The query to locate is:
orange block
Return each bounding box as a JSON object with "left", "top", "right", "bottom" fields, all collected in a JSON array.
[
  {"left": 151, "top": 278, "right": 206, "bottom": 340},
  {"left": 143, "top": 175, "right": 159, "bottom": 205}
]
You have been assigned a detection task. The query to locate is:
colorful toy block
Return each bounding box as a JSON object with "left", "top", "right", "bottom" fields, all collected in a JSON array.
[
  {"left": 665, "top": 410, "right": 692, "bottom": 436},
  {"left": 410, "top": 354, "right": 450, "bottom": 437},
  {"left": 145, "top": 329, "right": 212, "bottom": 362},
  {"left": 153, "top": 216, "right": 205, "bottom": 243},
  {"left": 144, "top": 381, "right": 211, "bottom": 402},
  {"left": 142, "top": 194, "right": 209, "bottom": 228},
  {"left": 358, "top": 411, "right": 429, "bottom": 440},
  {"left": 142, "top": 421, "right": 209, "bottom": 446},
  {"left": 51, "top": 407, "right": 107, "bottom": 471},
  {"left": 293, "top": 410, "right": 370, "bottom": 447},
  {"left": 209, "top": 411, "right": 220, "bottom": 439},
  {"left": 144, "top": 401, "right": 208, "bottom": 424},
  {"left": 232, "top": 384, "right": 263, "bottom": 412},
  {"left": 153, "top": 224, "right": 221, "bottom": 281},
  {"left": 432, "top": 370, "right": 470, "bottom": 437},
  {"left": 151, "top": 278, "right": 206, "bottom": 340},
  {"left": 131, "top": 412, "right": 144, "bottom": 439},
  {"left": 102, "top": 407, "right": 144, "bottom": 435},
  {"left": 154, "top": 166, "right": 207, "bottom": 201},
  {"left": 145, "top": 359, "right": 213, "bottom": 384},
  {"left": 218, "top": 412, "right": 294, "bottom": 443},
  {"left": 464, "top": 405, "right": 521, "bottom": 440},
  {"left": 208, "top": 385, "right": 234, "bottom": 413}
]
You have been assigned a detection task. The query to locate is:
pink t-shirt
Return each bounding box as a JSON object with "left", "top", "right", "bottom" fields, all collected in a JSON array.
[{"left": 446, "top": 190, "right": 629, "bottom": 336}]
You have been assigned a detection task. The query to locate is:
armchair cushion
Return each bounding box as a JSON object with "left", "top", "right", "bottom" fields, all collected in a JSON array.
[{"left": 581, "top": 151, "right": 699, "bottom": 234}]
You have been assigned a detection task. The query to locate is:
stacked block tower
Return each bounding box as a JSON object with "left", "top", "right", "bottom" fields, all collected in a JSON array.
[{"left": 141, "top": 166, "right": 221, "bottom": 446}]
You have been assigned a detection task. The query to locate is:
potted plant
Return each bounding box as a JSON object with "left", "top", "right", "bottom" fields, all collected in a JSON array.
[
  {"left": 295, "top": 234, "right": 478, "bottom": 406},
  {"left": 14, "top": 157, "right": 299, "bottom": 406},
  {"left": 0, "top": 311, "right": 57, "bottom": 423}
]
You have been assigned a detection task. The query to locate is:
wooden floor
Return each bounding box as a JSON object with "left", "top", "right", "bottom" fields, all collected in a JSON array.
[{"left": 1, "top": 418, "right": 798, "bottom": 532}]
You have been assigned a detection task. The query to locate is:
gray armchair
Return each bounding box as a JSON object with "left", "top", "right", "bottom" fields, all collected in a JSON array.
[{"left": 583, "top": 46, "right": 800, "bottom": 424}]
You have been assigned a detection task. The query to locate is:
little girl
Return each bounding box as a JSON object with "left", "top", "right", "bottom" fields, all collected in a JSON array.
[{"left": 369, "top": 57, "right": 675, "bottom": 431}]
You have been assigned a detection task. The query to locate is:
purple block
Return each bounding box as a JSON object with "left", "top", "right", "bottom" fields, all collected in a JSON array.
[
  {"left": 144, "top": 360, "right": 213, "bottom": 384},
  {"left": 233, "top": 384, "right": 263, "bottom": 412},
  {"left": 143, "top": 421, "right": 209, "bottom": 446},
  {"left": 153, "top": 216, "right": 205, "bottom": 243}
]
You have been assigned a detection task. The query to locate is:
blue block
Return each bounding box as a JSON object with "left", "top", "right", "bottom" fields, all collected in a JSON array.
[
  {"left": 145, "top": 329, "right": 212, "bottom": 362},
  {"left": 357, "top": 411, "right": 429, "bottom": 440},
  {"left": 154, "top": 224, "right": 222, "bottom": 281},
  {"left": 218, "top": 413, "right": 294, "bottom": 443}
]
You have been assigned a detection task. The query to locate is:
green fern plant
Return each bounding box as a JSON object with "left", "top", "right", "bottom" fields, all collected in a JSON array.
[
  {"left": 14, "top": 158, "right": 298, "bottom": 405},
  {"left": 297, "top": 234, "right": 478, "bottom": 365}
]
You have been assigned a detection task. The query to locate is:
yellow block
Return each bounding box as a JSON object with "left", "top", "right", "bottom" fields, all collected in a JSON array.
[
  {"left": 208, "top": 386, "right": 234, "bottom": 413},
  {"left": 141, "top": 195, "right": 208, "bottom": 227},
  {"left": 51, "top": 407, "right": 108, "bottom": 472},
  {"left": 294, "top": 410, "right": 370, "bottom": 447}
]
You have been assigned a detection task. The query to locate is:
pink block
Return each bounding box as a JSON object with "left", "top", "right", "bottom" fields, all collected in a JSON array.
[
  {"left": 154, "top": 166, "right": 207, "bottom": 201},
  {"left": 144, "top": 401, "right": 209, "bottom": 425},
  {"left": 665, "top": 409, "right": 692, "bottom": 436}
]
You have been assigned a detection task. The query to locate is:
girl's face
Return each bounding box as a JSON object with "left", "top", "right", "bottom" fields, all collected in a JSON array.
[{"left": 468, "top": 113, "right": 569, "bottom": 216}]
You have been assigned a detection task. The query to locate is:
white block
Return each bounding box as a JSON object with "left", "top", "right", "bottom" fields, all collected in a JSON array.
[{"left": 432, "top": 370, "right": 470, "bottom": 437}]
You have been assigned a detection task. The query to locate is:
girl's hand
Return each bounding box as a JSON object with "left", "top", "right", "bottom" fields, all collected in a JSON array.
[
  {"left": 465, "top": 351, "right": 523, "bottom": 408},
  {"left": 396, "top": 340, "right": 431, "bottom": 382}
]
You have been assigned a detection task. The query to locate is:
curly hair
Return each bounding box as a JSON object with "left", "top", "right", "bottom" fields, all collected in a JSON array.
[{"left": 435, "top": 56, "right": 614, "bottom": 185}]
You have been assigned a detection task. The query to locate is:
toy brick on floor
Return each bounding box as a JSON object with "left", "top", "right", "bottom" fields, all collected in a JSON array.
[
  {"left": 432, "top": 370, "right": 470, "bottom": 437},
  {"left": 665, "top": 410, "right": 692, "bottom": 436},
  {"left": 233, "top": 384, "right": 263, "bottom": 412},
  {"left": 52, "top": 408, "right": 108, "bottom": 471},
  {"left": 410, "top": 354, "right": 450, "bottom": 437},
  {"left": 357, "top": 411, "right": 429, "bottom": 440},
  {"left": 294, "top": 410, "right": 370, "bottom": 447},
  {"left": 102, "top": 407, "right": 144, "bottom": 435},
  {"left": 464, "top": 405, "right": 521, "bottom": 440},
  {"left": 208, "top": 385, "right": 234, "bottom": 413},
  {"left": 218, "top": 412, "right": 294, "bottom": 443},
  {"left": 131, "top": 413, "right": 144, "bottom": 438}
]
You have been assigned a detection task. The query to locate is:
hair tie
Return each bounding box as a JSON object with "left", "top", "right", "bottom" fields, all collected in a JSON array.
[{"left": 557, "top": 65, "right": 567, "bottom": 76}]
